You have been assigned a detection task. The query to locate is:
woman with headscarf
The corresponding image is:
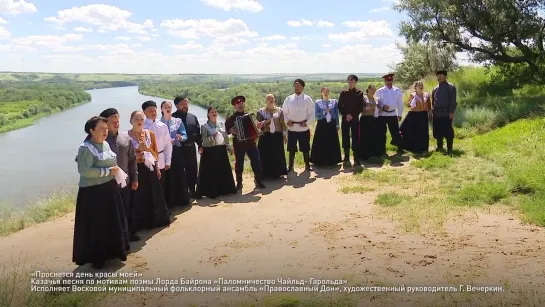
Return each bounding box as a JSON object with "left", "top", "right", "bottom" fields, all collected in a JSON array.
[
  {"left": 196, "top": 106, "right": 237, "bottom": 199},
  {"left": 399, "top": 81, "right": 432, "bottom": 153},
  {"left": 128, "top": 111, "right": 171, "bottom": 231},
  {"left": 256, "top": 93, "right": 288, "bottom": 179},
  {"left": 73, "top": 116, "right": 129, "bottom": 269},
  {"left": 359, "top": 84, "right": 383, "bottom": 160},
  {"left": 310, "top": 87, "right": 342, "bottom": 166},
  {"left": 160, "top": 101, "right": 190, "bottom": 207}
]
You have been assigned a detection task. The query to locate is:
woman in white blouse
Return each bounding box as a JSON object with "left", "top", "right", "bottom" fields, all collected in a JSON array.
[{"left": 196, "top": 106, "right": 237, "bottom": 199}]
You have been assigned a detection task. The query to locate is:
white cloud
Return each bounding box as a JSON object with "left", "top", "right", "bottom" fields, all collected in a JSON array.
[
  {"left": 170, "top": 41, "right": 205, "bottom": 52},
  {"left": 329, "top": 20, "right": 393, "bottom": 41},
  {"left": 0, "top": 0, "right": 37, "bottom": 15},
  {"left": 321, "top": 44, "right": 331, "bottom": 48},
  {"left": 369, "top": 6, "right": 390, "bottom": 13},
  {"left": 316, "top": 20, "right": 334, "bottom": 28},
  {"left": 287, "top": 19, "right": 334, "bottom": 27},
  {"left": 74, "top": 27, "right": 93, "bottom": 33},
  {"left": 0, "top": 17, "right": 7, "bottom": 24},
  {"left": 200, "top": 0, "right": 263, "bottom": 12},
  {"left": 287, "top": 19, "right": 313, "bottom": 27},
  {"left": 255, "top": 35, "right": 286, "bottom": 41},
  {"left": 161, "top": 18, "right": 258, "bottom": 43},
  {"left": 291, "top": 36, "right": 310, "bottom": 40},
  {"left": 211, "top": 36, "right": 249, "bottom": 47},
  {"left": 0, "top": 26, "right": 9, "bottom": 39},
  {"left": 115, "top": 36, "right": 131, "bottom": 41},
  {"left": 0, "top": 41, "right": 400, "bottom": 74},
  {"left": 131, "top": 43, "right": 142, "bottom": 48},
  {"left": 139, "top": 36, "right": 151, "bottom": 42},
  {"left": 44, "top": 4, "right": 154, "bottom": 34},
  {"left": 9, "top": 34, "right": 84, "bottom": 52}
]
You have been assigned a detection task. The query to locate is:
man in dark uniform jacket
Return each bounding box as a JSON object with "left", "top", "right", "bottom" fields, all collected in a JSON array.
[
  {"left": 338, "top": 74, "right": 364, "bottom": 167},
  {"left": 172, "top": 96, "right": 202, "bottom": 199},
  {"left": 99, "top": 108, "right": 140, "bottom": 242},
  {"left": 225, "top": 95, "right": 266, "bottom": 190},
  {"left": 432, "top": 70, "right": 457, "bottom": 154}
]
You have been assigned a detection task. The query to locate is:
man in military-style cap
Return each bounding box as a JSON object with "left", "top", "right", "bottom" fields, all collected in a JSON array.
[
  {"left": 432, "top": 70, "right": 457, "bottom": 154},
  {"left": 225, "top": 95, "right": 266, "bottom": 190}
]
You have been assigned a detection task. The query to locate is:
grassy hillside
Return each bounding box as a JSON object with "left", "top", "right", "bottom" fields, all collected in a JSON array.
[{"left": 0, "top": 84, "right": 92, "bottom": 133}]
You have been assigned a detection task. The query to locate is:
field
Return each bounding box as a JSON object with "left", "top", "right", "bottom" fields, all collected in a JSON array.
[{"left": 0, "top": 66, "right": 544, "bottom": 307}]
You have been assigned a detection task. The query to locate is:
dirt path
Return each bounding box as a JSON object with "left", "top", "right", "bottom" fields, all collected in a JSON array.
[{"left": 1, "top": 167, "right": 544, "bottom": 307}]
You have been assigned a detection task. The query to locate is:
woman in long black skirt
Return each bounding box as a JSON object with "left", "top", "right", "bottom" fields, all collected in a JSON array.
[
  {"left": 310, "top": 87, "right": 342, "bottom": 166},
  {"left": 127, "top": 111, "right": 171, "bottom": 231},
  {"left": 160, "top": 101, "right": 191, "bottom": 207},
  {"left": 399, "top": 81, "right": 431, "bottom": 153},
  {"left": 360, "top": 84, "right": 384, "bottom": 160},
  {"left": 256, "top": 94, "right": 288, "bottom": 179},
  {"left": 73, "top": 116, "right": 129, "bottom": 269},
  {"left": 196, "top": 106, "right": 237, "bottom": 199}
]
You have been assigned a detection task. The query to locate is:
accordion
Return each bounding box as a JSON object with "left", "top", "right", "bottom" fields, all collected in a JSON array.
[{"left": 235, "top": 113, "right": 263, "bottom": 141}]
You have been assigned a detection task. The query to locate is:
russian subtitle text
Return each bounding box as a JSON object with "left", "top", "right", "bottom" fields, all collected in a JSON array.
[{"left": 28, "top": 272, "right": 505, "bottom": 294}]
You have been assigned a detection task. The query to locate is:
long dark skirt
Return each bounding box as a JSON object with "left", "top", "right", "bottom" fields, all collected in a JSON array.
[
  {"left": 131, "top": 163, "right": 171, "bottom": 231},
  {"left": 400, "top": 111, "right": 430, "bottom": 153},
  {"left": 166, "top": 146, "right": 190, "bottom": 207},
  {"left": 196, "top": 145, "right": 237, "bottom": 199},
  {"left": 359, "top": 116, "right": 383, "bottom": 160},
  {"left": 73, "top": 179, "right": 129, "bottom": 266},
  {"left": 258, "top": 132, "right": 287, "bottom": 179},
  {"left": 310, "top": 119, "right": 342, "bottom": 165}
]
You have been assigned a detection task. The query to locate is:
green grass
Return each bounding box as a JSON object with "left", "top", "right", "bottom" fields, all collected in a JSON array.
[
  {"left": 0, "top": 258, "right": 107, "bottom": 307},
  {"left": 375, "top": 192, "right": 412, "bottom": 207},
  {"left": 0, "top": 190, "right": 75, "bottom": 237},
  {"left": 340, "top": 118, "right": 545, "bottom": 231}
]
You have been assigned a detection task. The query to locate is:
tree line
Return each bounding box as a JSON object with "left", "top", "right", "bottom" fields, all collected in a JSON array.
[{"left": 0, "top": 84, "right": 92, "bottom": 129}]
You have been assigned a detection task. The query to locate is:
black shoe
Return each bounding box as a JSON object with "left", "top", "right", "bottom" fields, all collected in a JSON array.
[
  {"left": 236, "top": 182, "right": 243, "bottom": 190},
  {"left": 129, "top": 234, "right": 140, "bottom": 242},
  {"left": 436, "top": 147, "right": 444, "bottom": 152},
  {"left": 92, "top": 261, "right": 105, "bottom": 270},
  {"left": 255, "top": 180, "right": 266, "bottom": 189}
]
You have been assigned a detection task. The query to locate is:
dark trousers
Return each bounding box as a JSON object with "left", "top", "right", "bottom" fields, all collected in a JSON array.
[
  {"left": 159, "top": 168, "right": 167, "bottom": 206},
  {"left": 380, "top": 116, "right": 402, "bottom": 148},
  {"left": 119, "top": 185, "right": 135, "bottom": 234},
  {"left": 181, "top": 144, "right": 198, "bottom": 193},
  {"left": 234, "top": 144, "right": 262, "bottom": 181},
  {"left": 432, "top": 117, "right": 454, "bottom": 149},
  {"left": 341, "top": 116, "right": 359, "bottom": 155}
]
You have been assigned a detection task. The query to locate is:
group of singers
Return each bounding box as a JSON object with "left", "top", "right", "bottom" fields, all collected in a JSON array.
[{"left": 72, "top": 71, "right": 457, "bottom": 269}]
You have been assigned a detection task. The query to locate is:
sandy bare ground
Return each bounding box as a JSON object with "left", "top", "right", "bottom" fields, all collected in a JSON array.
[{"left": 0, "top": 166, "right": 544, "bottom": 307}]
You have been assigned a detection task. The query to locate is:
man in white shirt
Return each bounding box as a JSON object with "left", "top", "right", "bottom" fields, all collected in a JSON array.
[
  {"left": 375, "top": 73, "right": 404, "bottom": 153},
  {"left": 142, "top": 100, "right": 173, "bottom": 205},
  {"left": 282, "top": 79, "right": 315, "bottom": 172}
]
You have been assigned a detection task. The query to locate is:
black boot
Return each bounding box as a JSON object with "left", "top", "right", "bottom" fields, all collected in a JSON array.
[
  {"left": 254, "top": 178, "right": 266, "bottom": 189},
  {"left": 446, "top": 138, "right": 454, "bottom": 154},
  {"left": 343, "top": 149, "right": 351, "bottom": 167},
  {"left": 288, "top": 152, "right": 295, "bottom": 172},
  {"left": 236, "top": 174, "right": 243, "bottom": 190},
  {"left": 303, "top": 152, "right": 311, "bottom": 171},
  {"left": 436, "top": 139, "right": 444, "bottom": 152},
  {"left": 129, "top": 233, "right": 141, "bottom": 242}
]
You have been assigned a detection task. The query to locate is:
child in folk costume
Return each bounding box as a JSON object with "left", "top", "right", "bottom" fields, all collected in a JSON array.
[
  {"left": 399, "top": 81, "right": 432, "bottom": 153},
  {"left": 310, "top": 87, "right": 342, "bottom": 166},
  {"left": 225, "top": 95, "right": 266, "bottom": 190}
]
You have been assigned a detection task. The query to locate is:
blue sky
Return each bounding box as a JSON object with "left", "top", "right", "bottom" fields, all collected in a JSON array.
[{"left": 0, "top": 0, "right": 409, "bottom": 74}]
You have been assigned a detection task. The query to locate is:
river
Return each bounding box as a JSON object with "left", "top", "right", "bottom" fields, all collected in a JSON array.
[{"left": 0, "top": 86, "right": 215, "bottom": 207}]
